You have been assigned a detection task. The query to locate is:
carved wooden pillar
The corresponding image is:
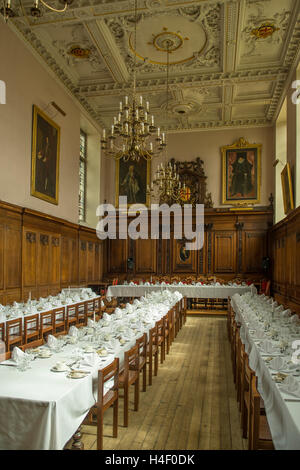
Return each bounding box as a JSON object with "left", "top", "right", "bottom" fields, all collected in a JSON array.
[
  {"left": 205, "top": 223, "right": 213, "bottom": 274},
  {"left": 235, "top": 222, "right": 244, "bottom": 274}
]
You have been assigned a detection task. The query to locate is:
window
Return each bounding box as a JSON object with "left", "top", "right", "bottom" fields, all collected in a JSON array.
[{"left": 79, "top": 130, "right": 87, "bottom": 223}]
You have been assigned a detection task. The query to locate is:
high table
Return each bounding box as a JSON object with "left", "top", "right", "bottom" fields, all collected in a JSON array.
[
  {"left": 231, "top": 294, "right": 300, "bottom": 450},
  {"left": 106, "top": 284, "right": 256, "bottom": 299},
  {"left": 0, "top": 295, "right": 180, "bottom": 450}
]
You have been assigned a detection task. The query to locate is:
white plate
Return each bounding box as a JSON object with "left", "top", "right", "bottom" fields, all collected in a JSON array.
[
  {"left": 67, "top": 371, "right": 89, "bottom": 379},
  {"left": 51, "top": 366, "right": 69, "bottom": 372}
]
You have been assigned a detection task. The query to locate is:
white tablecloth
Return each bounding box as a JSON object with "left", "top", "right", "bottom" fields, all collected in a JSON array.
[
  {"left": 107, "top": 284, "right": 256, "bottom": 299},
  {"left": 0, "top": 294, "right": 180, "bottom": 450},
  {"left": 0, "top": 296, "right": 100, "bottom": 328},
  {"left": 231, "top": 294, "right": 300, "bottom": 450}
]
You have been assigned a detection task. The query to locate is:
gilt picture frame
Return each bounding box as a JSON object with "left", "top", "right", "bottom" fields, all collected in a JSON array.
[
  {"left": 31, "top": 105, "right": 60, "bottom": 205},
  {"left": 115, "top": 158, "right": 151, "bottom": 208},
  {"left": 221, "top": 138, "right": 261, "bottom": 205},
  {"left": 281, "top": 162, "right": 294, "bottom": 215}
]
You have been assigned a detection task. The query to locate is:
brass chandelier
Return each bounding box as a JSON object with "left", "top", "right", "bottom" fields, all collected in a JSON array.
[
  {"left": 147, "top": 45, "right": 183, "bottom": 203},
  {"left": 1, "top": 0, "right": 73, "bottom": 20},
  {"left": 100, "top": 0, "right": 165, "bottom": 162}
]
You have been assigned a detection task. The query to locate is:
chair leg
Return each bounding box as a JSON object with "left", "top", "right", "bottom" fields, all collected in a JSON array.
[
  {"left": 142, "top": 364, "right": 147, "bottom": 392},
  {"left": 134, "top": 377, "right": 139, "bottom": 411},
  {"left": 148, "top": 356, "right": 153, "bottom": 385},
  {"left": 97, "top": 409, "right": 104, "bottom": 450},
  {"left": 123, "top": 386, "right": 129, "bottom": 427},
  {"left": 154, "top": 351, "right": 158, "bottom": 377},
  {"left": 113, "top": 398, "right": 118, "bottom": 438}
]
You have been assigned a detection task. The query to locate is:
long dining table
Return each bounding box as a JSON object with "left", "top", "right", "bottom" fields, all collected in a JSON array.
[
  {"left": 106, "top": 283, "right": 256, "bottom": 299},
  {"left": 0, "top": 291, "right": 182, "bottom": 450},
  {"left": 231, "top": 292, "right": 300, "bottom": 450}
]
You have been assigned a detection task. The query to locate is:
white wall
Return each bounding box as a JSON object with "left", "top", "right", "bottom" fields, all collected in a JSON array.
[
  {"left": 101, "top": 125, "right": 275, "bottom": 208},
  {"left": 0, "top": 22, "right": 81, "bottom": 223}
]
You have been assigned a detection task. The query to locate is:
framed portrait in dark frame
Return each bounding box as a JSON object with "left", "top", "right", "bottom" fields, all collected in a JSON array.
[
  {"left": 221, "top": 138, "right": 261, "bottom": 205},
  {"left": 115, "top": 158, "right": 150, "bottom": 208},
  {"left": 31, "top": 105, "right": 60, "bottom": 205}
]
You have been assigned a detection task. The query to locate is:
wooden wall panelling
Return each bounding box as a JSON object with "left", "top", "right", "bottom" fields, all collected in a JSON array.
[
  {"left": 242, "top": 231, "right": 267, "bottom": 274},
  {"left": 172, "top": 238, "right": 197, "bottom": 274},
  {"left": 107, "top": 239, "right": 128, "bottom": 274},
  {"left": 87, "top": 241, "right": 95, "bottom": 282},
  {"left": 270, "top": 206, "right": 300, "bottom": 313},
  {"left": 79, "top": 240, "right": 88, "bottom": 284},
  {"left": 213, "top": 231, "right": 237, "bottom": 274},
  {"left": 135, "top": 238, "right": 157, "bottom": 274},
  {"left": 22, "top": 228, "right": 38, "bottom": 299},
  {"left": 0, "top": 223, "right": 4, "bottom": 292}
]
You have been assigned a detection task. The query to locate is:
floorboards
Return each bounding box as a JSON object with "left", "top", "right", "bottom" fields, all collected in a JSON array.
[{"left": 80, "top": 315, "right": 247, "bottom": 450}]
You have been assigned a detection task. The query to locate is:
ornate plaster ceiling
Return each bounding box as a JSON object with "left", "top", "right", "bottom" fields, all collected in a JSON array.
[{"left": 7, "top": 0, "right": 300, "bottom": 132}]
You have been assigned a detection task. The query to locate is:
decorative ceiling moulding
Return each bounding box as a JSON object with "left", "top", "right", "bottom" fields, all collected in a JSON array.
[
  {"left": 76, "top": 68, "right": 289, "bottom": 96},
  {"left": 105, "top": 2, "right": 222, "bottom": 74}
]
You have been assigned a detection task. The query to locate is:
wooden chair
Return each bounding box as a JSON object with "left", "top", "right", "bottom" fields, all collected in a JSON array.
[
  {"left": 21, "top": 338, "right": 44, "bottom": 351},
  {"left": 147, "top": 325, "right": 159, "bottom": 385},
  {"left": 6, "top": 318, "right": 23, "bottom": 351},
  {"left": 0, "top": 322, "right": 5, "bottom": 344},
  {"left": 163, "top": 313, "right": 171, "bottom": 356},
  {"left": 24, "top": 313, "right": 40, "bottom": 345},
  {"left": 182, "top": 297, "right": 187, "bottom": 324},
  {"left": 53, "top": 307, "right": 66, "bottom": 336},
  {"left": 249, "top": 375, "right": 274, "bottom": 450},
  {"left": 85, "top": 299, "right": 95, "bottom": 322},
  {"left": 89, "top": 358, "right": 119, "bottom": 450},
  {"left": 40, "top": 310, "right": 54, "bottom": 340},
  {"left": 77, "top": 302, "right": 86, "bottom": 326},
  {"left": 118, "top": 344, "right": 140, "bottom": 427},
  {"left": 174, "top": 303, "right": 180, "bottom": 338},
  {"left": 0, "top": 351, "right": 11, "bottom": 362},
  {"left": 94, "top": 297, "right": 101, "bottom": 321},
  {"left": 136, "top": 333, "right": 147, "bottom": 392},
  {"left": 155, "top": 318, "right": 165, "bottom": 364},
  {"left": 66, "top": 304, "right": 77, "bottom": 329}
]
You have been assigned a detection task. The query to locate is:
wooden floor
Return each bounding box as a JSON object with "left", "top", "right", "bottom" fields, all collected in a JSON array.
[{"left": 80, "top": 316, "right": 248, "bottom": 450}]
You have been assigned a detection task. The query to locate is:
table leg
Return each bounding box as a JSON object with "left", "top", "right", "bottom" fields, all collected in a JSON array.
[{"left": 71, "top": 425, "right": 84, "bottom": 450}]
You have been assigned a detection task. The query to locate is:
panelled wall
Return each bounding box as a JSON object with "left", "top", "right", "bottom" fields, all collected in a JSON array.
[
  {"left": 0, "top": 201, "right": 103, "bottom": 305},
  {"left": 270, "top": 206, "right": 300, "bottom": 313},
  {"left": 103, "top": 210, "right": 273, "bottom": 281}
]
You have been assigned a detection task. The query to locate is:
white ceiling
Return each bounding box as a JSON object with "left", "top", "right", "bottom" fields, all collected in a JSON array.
[{"left": 8, "top": 0, "right": 300, "bottom": 132}]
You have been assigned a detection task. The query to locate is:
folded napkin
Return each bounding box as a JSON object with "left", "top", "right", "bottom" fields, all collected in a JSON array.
[
  {"left": 100, "top": 300, "right": 105, "bottom": 307},
  {"left": 47, "top": 335, "right": 58, "bottom": 348},
  {"left": 11, "top": 346, "right": 25, "bottom": 363},
  {"left": 253, "top": 329, "right": 265, "bottom": 340},
  {"left": 102, "top": 312, "right": 112, "bottom": 321},
  {"left": 290, "top": 314, "right": 300, "bottom": 324},
  {"left": 80, "top": 352, "right": 98, "bottom": 368},
  {"left": 270, "top": 357, "right": 285, "bottom": 371},
  {"left": 281, "top": 376, "right": 300, "bottom": 397},
  {"left": 275, "top": 305, "right": 284, "bottom": 313},
  {"left": 260, "top": 340, "right": 277, "bottom": 354},
  {"left": 69, "top": 326, "right": 79, "bottom": 337},
  {"left": 87, "top": 318, "right": 96, "bottom": 328},
  {"left": 281, "top": 309, "right": 292, "bottom": 318}
]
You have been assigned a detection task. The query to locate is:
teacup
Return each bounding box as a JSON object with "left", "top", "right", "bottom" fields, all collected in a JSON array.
[{"left": 54, "top": 361, "right": 66, "bottom": 371}]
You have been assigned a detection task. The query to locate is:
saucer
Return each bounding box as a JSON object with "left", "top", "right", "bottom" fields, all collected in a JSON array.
[
  {"left": 67, "top": 371, "right": 89, "bottom": 379},
  {"left": 51, "top": 365, "right": 69, "bottom": 372},
  {"left": 38, "top": 352, "right": 52, "bottom": 358}
]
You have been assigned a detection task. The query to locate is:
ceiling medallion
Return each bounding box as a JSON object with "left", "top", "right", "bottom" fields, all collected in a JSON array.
[
  {"left": 251, "top": 22, "right": 279, "bottom": 39},
  {"left": 68, "top": 46, "right": 91, "bottom": 59},
  {"left": 148, "top": 28, "right": 189, "bottom": 53}
]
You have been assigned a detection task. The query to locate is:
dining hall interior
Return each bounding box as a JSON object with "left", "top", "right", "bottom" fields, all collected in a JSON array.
[{"left": 0, "top": 0, "right": 300, "bottom": 452}]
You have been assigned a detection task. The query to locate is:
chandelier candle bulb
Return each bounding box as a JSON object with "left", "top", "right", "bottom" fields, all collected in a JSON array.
[
  {"left": 111, "top": 125, "right": 114, "bottom": 135},
  {"left": 119, "top": 102, "right": 122, "bottom": 111},
  {"left": 125, "top": 96, "right": 128, "bottom": 106},
  {"left": 146, "top": 101, "right": 150, "bottom": 112},
  {"left": 102, "top": 129, "right": 106, "bottom": 139},
  {"left": 151, "top": 115, "right": 154, "bottom": 126},
  {"left": 139, "top": 96, "right": 143, "bottom": 106}
]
